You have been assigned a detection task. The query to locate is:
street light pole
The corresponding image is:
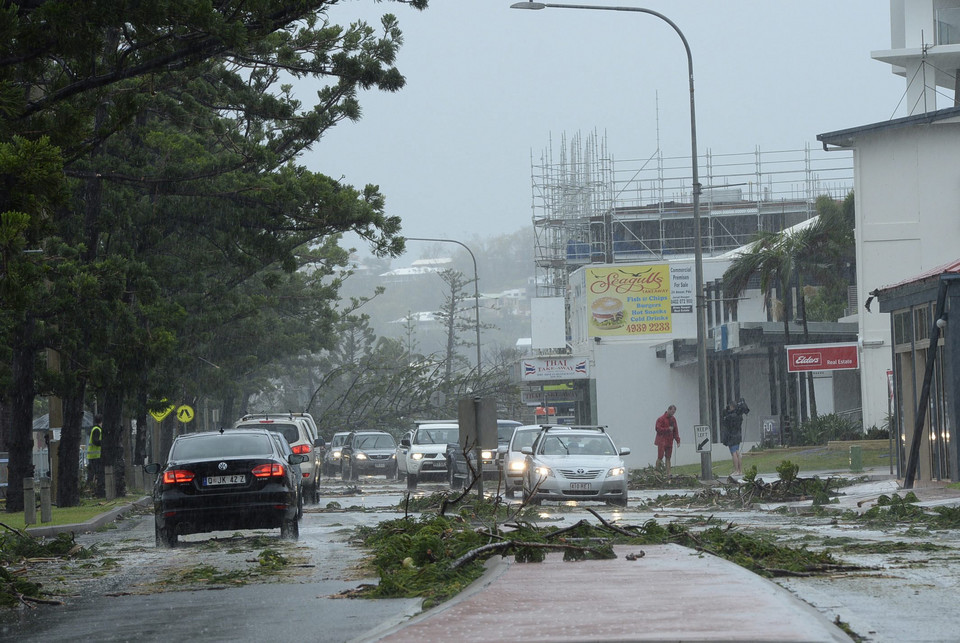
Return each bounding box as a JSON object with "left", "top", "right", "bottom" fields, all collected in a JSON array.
[
  {"left": 511, "top": 2, "right": 712, "bottom": 479},
  {"left": 404, "top": 237, "right": 483, "bottom": 378}
]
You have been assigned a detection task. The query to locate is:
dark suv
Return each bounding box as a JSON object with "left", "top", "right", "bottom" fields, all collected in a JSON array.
[{"left": 340, "top": 431, "right": 398, "bottom": 480}]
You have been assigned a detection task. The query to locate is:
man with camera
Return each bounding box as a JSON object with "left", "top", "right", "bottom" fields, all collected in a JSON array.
[{"left": 721, "top": 398, "right": 750, "bottom": 476}]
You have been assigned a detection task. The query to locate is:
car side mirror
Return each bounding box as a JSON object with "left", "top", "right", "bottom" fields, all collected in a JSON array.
[
  {"left": 401, "top": 438, "right": 411, "bottom": 448},
  {"left": 314, "top": 437, "right": 325, "bottom": 448},
  {"left": 521, "top": 446, "right": 533, "bottom": 455},
  {"left": 144, "top": 463, "right": 161, "bottom": 475},
  {"left": 619, "top": 447, "right": 631, "bottom": 456},
  {"left": 289, "top": 454, "right": 308, "bottom": 465}
]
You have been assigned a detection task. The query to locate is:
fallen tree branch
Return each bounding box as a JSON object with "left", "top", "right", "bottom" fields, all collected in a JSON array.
[
  {"left": 585, "top": 507, "right": 636, "bottom": 538},
  {"left": 450, "top": 540, "right": 614, "bottom": 570},
  {"left": 543, "top": 519, "right": 592, "bottom": 541}
]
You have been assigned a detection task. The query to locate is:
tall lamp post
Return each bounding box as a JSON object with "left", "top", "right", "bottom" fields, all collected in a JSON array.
[
  {"left": 512, "top": 1, "right": 711, "bottom": 479},
  {"left": 404, "top": 237, "right": 483, "bottom": 378}
]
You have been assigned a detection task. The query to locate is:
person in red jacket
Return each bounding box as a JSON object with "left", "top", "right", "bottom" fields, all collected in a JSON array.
[{"left": 654, "top": 405, "right": 681, "bottom": 476}]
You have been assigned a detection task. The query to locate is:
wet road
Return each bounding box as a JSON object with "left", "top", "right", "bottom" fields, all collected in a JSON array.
[
  {"left": 0, "top": 477, "right": 424, "bottom": 643},
  {"left": 4, "top": 473, "right": 960, "bottom": 642}
]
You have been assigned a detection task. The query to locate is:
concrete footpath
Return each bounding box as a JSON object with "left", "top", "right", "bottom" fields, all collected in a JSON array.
[{"left": 362, "top": 543, "right": 850, "bottom": 643}]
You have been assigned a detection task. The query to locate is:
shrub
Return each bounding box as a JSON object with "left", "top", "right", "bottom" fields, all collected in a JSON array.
[
  {"left": 795, "top": 413, "right": 862, "bottom": 445},
  {"left": 776, "top": 460, "right": 799, "bottom": 483}
]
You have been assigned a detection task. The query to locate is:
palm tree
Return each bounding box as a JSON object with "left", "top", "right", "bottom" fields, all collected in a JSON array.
[
  {"left": 723, "top": 193, "right": 857, "bottom": 435},
  {"left": 723, "top": 229, "right": 800, "bottom": 437}
]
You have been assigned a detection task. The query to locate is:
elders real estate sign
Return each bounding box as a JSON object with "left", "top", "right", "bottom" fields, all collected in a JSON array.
[{"left": 786, "top": 343, "right": 859, "bottom": 373}]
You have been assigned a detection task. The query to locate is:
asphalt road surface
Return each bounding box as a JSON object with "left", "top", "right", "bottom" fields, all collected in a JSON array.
[{"left": 3, "top": 472, "right": 960, "bottom": 642}]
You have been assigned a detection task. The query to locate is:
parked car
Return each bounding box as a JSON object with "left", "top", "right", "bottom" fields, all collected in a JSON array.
[
  {"left": 521, "top": 425, "right": 630, "bottom": 507},
  {"left": 322, "top": 431, "right": 350, "bottom": 477},
  {"left": 145, "top": 428, "right": 307, "bottom": 547},
  {"left": 502, "top": 425, "right": 543, "bottom": 498},
  {"left": 340, "top": 431, "right": 398, "bottom": 480},
  {"left": 448, "top": 419, "right": 522, "bottom": 489},
  {"left": 398, "top": 421, "right": 459, "bottom": 490},
  {"left": 232, "top": 412, "right": 324, "bottom": 503}
]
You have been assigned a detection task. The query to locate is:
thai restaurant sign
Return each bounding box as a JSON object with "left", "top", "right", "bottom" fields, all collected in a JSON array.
[
  {"left": 586, "top": 264, "right": 691, "bottom": 337},
  {"left": 520, "top": 357, "right": 590, "bottom": 381},
  {"left": 786, "top": 343, "right": 859, "bottom": 372}
]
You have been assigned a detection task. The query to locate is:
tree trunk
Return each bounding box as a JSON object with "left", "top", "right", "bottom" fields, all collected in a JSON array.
[
  {"left": 103, "top": 386, "right": 126, "bottom": 497},
  {"left": 7, "top": 318, "right": 37, "bottom": 513},
  {"left": 797, "top": 274, "right": 818, "bottom": 419},
  {"left": 779, "top": 281, "right": 796, "bottom": 445},
  {"left": 57, "top": 380, "right": 86, "bottom": 507},
  {"left": 133, "top": 384, "right": 148, "bottom": 467}
]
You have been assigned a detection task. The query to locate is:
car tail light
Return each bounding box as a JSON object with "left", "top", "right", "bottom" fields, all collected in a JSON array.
[
  {"left": 163, "top": 470, "right": 195, "bottom": 484},
  {"left": 292, "top": 444, "right": 311, "bottom": 455},
  {"left": 252, "top": 463, "right": 286, "bottom": 478}
]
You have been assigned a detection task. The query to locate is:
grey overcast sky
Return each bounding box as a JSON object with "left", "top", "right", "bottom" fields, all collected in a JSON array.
[{"left": 302, "top": 1, "right": 908, "bottom": 247}]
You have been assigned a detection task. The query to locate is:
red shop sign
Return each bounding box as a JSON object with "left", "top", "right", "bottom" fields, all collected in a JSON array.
[{"left": 786, "top": 343, "right": 859, "bottom": 373}]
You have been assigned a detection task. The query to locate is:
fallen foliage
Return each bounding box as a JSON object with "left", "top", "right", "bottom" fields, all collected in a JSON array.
[{"left": 0, "top": 526, "right": 95, "bottom": 608}]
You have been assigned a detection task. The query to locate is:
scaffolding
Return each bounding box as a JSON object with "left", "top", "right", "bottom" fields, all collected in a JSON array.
[{"left": 529, "top": 132, "right": 854, "bottom": 298}]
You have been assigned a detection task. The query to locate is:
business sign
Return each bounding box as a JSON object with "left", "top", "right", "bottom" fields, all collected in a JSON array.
[
  {"left": 585, "top": 265, "right": 673, "bottom": 336},
  {"left": 786, "top": 343, "right": 859, "bottom": 373},
  {"left": 521, "top": 357, "right": 589, "bottom": 381}
]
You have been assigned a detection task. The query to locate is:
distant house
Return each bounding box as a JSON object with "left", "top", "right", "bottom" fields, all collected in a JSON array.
[{"left": 379, "top": 257, "right": 452, "bottom": 282}]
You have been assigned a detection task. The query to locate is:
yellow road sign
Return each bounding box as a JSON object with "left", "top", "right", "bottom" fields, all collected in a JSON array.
[
  {"left": 176, "top": 405, "right": 195, "bottom": 423},
  {"left": 150, "top": 404, "right": 175, "bottom": 422}
]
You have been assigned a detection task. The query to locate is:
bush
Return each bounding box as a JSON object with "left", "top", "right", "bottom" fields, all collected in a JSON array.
[
  {"left": 795, "top": 413, "right": 862, "bottom": 446},
  {"left": 864, "top": 426, "right": 890, "bottom": 440}
]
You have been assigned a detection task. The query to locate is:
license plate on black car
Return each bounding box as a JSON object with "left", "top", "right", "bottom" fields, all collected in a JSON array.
[{"left": 205, "top": 475, "right": 246, "bottom": 486}]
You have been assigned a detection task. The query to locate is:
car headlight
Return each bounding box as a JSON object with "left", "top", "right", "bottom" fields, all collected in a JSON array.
[
  {"left": 607, "top": 467, "right": 625, "bottom": 477},
  {"left": 355, "top": 452, "right": 368, "bottom": 460},
  {"left": 534, "top": 466, "right": 553, "bottom": 478},
  {"left": 332, "top": 450, "right": 342, "bottom": 460},
  {"left": 390, "top": 453, "right": 396, "bottom": 460},
  {"left": 481, "top": 450, "right": 494, "bottom": 460},
  {"left": 411, "top": 452, "right": 424, "bottom": 460},
  {"left": 508, "top": 460, "right": 526, "bottom": 472}
]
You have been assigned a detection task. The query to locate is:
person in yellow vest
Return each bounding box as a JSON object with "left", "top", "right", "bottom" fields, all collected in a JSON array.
[{"left": 87, "top": 415, "right": 103, "bottom": 495}]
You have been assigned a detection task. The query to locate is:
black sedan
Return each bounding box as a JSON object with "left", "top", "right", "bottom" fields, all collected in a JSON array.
[{"left": 145, "top": 428, "right": 307, "bottom": 547}]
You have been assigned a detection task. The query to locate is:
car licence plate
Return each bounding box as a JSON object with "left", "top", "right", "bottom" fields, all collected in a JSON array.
[
  {"left": 570, "top": 482, "right": 592, "bottom": 490},
  {"left": 374, "top": 463, "right": 386, "bottom": 468},
  {"left": 205, "top": 475, "right": 246, "bottom": 486}
]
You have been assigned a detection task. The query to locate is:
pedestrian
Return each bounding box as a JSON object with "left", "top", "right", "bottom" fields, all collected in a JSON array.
[
  {"left": 87, "top": 415, "right": 104, "bottom": 496},
  {"left": 721, "top": 398, "right": 750, "bottom": 475},
  {"left": 654, "top": 404, "right": 681, "bottom": 476}
]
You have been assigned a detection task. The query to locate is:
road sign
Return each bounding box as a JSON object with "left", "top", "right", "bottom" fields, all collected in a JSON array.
[
  {"left": 150, "top": 404, "right": 175, "bottom": 422},
  {"left": 176, "top": 405, "right": 195, "bottom": 423},
  {"left": 694, "top": 424, "right": 711, "bottom": 453}
]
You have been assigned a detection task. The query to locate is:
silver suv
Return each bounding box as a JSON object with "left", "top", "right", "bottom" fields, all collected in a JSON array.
[
  {"left": 503, "top": 425, "right": 542, "bottom": 498},
  {"left": 323, "top": 431, "right": 350, "bottom": 477},
  {"left": 233, "top": 412, "right": 325, "bottom": 504},
  {"left": 521, "top": 425, "right": 630, "bottom": 507},
  {"left": 398, "top": 421, "right": 459, "bottom": 490}
]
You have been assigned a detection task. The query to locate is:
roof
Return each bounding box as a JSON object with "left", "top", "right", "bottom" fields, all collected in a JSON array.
[
  {"left": 818, "top": 105, "right": 960, "bottom": 150},
  {"left": 873, "top": 258, "right": 960, "bottom": 313},
  {"left": 876, "top": 258, "right": 960, "bottom": 294},
  {"left": 713, "top": 215, "right": 822, "bottom": 261}
]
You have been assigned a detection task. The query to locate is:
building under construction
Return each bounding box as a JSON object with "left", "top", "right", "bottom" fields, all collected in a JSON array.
[{"left": 529, "top": 131, "right": 854, "bottom": 298}]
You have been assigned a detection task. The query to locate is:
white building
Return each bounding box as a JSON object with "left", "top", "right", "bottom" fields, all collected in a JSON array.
[{"left": 819, "top": 0, "right": 960, "bottom": 433}]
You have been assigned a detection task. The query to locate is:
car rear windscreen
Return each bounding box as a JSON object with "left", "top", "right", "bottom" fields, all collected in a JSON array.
[
  {"left": 235, "top": 422, "right": 299, "bottom": 443},
  {"left": 171, "top": 433, "right": 274, "bottom": 460}
]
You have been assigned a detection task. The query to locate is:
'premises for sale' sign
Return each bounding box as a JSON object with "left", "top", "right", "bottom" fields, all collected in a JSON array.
[{"left": 785, "top": 343, "right": 859, "bottom": 373}]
